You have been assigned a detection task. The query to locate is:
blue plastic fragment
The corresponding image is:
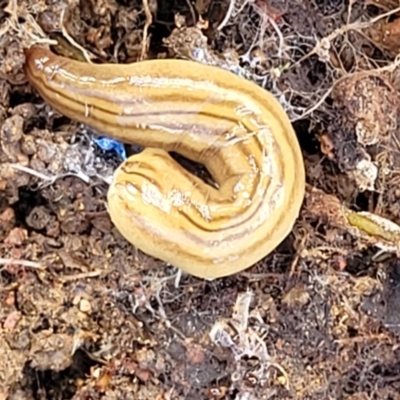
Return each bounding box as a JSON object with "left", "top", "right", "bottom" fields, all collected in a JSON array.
[{"left": 94, "top": 137, "right": 127, "bottom": 160}]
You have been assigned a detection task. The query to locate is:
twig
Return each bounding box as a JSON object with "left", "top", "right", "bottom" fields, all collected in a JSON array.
[
  {"left": 58, "top": 270, "right": 104, "bottom": 282},
  {"left": 7, "top": 163, "right": 59, "bottom": 182},
  {"left": 266, "top": 14, "right": 285, "bottom": 59},
  {"left": 290, "top": 85, "right": 334, "bottom": 121},
  {"left": 217, "top": 0, "right": 236, "bottom": 31},
  {"left": 290, "top": 53, "right": 400, "bottom": 121},
  {"left": 0, "top": 258, "right": 42, "bottom": 268},
  {"left": 291, "top": 6, "right": 400, "bottom": 68},
  {"left": 60, "top": 7, "right": 93, "bottom": 63},
  {"left": 141, "top": 0, "right": 152, "bottom": 60},
  {"left": 185, "top": 0, "right": 197, "bottom": 26},
  {"left": 7, "top": 163, "right": 91, "bottom": 184}
]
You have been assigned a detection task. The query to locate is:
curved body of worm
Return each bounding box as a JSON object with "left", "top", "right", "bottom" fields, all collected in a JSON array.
[{"left": 24, "top": 46, "right": 305, "bottom": 279}]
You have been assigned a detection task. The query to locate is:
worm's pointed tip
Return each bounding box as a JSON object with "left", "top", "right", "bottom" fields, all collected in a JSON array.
[
  {"left": 22, "top": 46, "right": 30, "bottom": 58},
  {"left": 23, "top": 45, "right": 52, "bottom": 62},
  {"left": 23, "top": 46, "right": 37, "bottom": 66},
  {"left": 23, "top": 46, "right": 55, "bottom": 77}
]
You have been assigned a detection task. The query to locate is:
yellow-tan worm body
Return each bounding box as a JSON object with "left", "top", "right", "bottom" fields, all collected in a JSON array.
[{"left": 24, "top": 46, "right": 305, "bottom": 279}]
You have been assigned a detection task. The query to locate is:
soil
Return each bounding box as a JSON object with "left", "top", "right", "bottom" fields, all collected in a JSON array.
[{"left": 1, "top": 0, "right": 400, "bottom": 399}]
